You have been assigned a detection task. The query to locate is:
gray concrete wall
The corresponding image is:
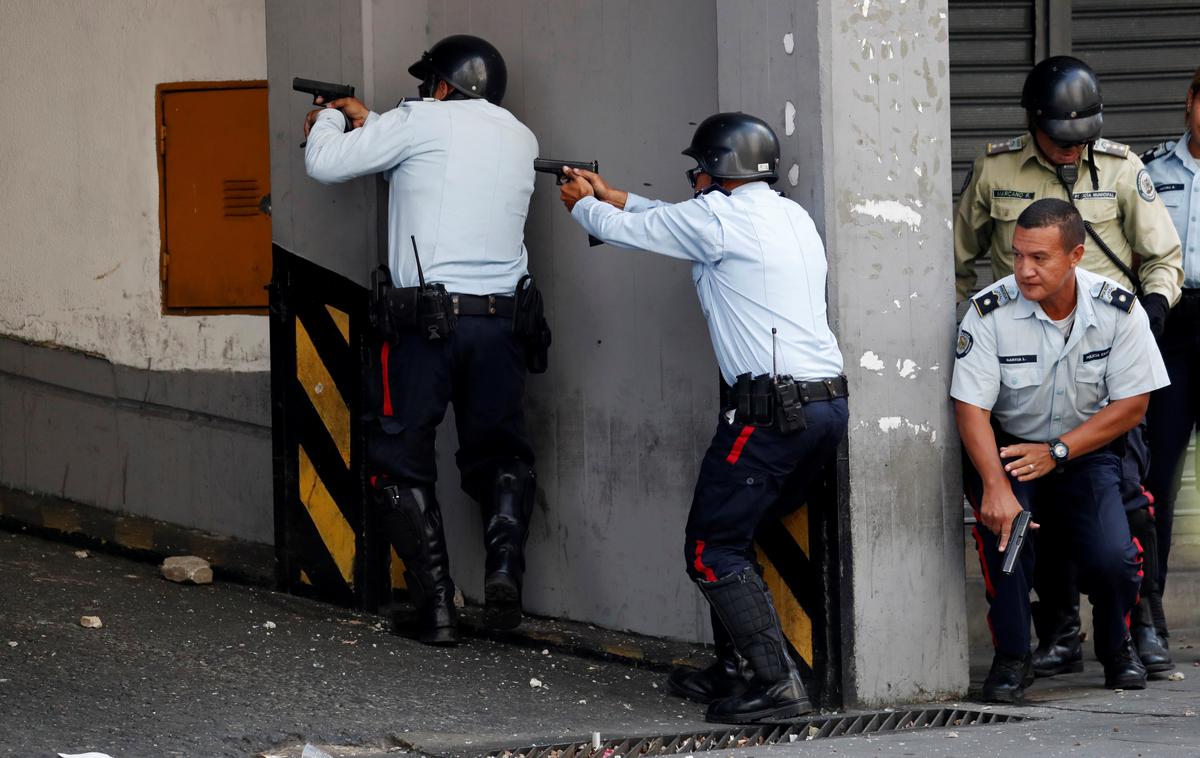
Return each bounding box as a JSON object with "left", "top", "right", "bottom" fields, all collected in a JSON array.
[
  {"left": 0, "top": 337, "right": 273, "bottom": 544},
  {"left": 817, "top": 0, "right": 967, "bottom": 703}
]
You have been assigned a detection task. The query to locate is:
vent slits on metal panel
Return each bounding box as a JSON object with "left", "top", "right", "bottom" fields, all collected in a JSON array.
[{"left": 223, "top": 178, "right": 261, "bottom": 217}]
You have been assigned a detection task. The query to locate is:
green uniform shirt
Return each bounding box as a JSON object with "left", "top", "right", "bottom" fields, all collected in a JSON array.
[{"left": 954, "top": 133, "right": 1184, "bottom": 305}]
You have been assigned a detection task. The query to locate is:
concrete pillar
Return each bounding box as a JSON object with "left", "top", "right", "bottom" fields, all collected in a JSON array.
[{"left": 716, "top": 0, "right": 967, "bottom": 704}]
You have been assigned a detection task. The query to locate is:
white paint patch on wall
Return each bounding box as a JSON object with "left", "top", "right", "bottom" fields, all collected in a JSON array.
[
  {"left": 784, "top": 101, "right": 796, "bottom": 136},
  {"left": 783, "top": 32, "right": 794, "bottom": 54},
  {"left": 850, "top": 199, "right": 923, "bottom": 231},
  {"left": 897, "top": 358, "right": 918, "bottom": 378},
  {"left": 0, "top": 0, "right": 268, "bottom": 372},
  {"left": 859, "top": 351, "right": 885, "bottom": 372},
  {"left": 788, "top": 163, "right": 800, "bottom": 187}
]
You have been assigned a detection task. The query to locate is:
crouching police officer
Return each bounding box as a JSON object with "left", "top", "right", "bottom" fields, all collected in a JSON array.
[
  {"left": 954, "top": 55, "right": 1184, "bottom": 677},
  {"left": 558, "top": 114, "right": 848, "bottom": 724},
  {"left": 304, "top": 34, "right": 548, "bottom": 644},
  {"left": 953, "top": 199, "right": 1170, "bottom": 701}
]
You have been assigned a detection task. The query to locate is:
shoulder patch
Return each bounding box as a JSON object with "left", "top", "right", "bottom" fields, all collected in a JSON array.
[
  {"left": 1094, "top": 281, "right": 1136, "bottom": 313},
  {"left": 986, "top": 135, "right": 1025, "bottom": 156},
  {"left": 1139, "top": 141, "right": 1174, "bottom": 165},
  {"left": 955, "top": 329, "right": 974, "bottom": 359},
  {"left": 971, "top": 284, "right": 1016, "bottom": 318},
  {"left": 1136, "top": 169, "right": 1157, "bottom": 202},
  {"left": 1092, "top": 137, "right": 1130, "bottom": 158}
]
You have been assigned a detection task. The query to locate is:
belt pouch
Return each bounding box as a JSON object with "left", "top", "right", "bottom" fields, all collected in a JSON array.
[
  {"left": 388, "top": 286, "right": 421, "bottom": 328},
  {"left": 773, "top": 377, "right": 807, "bottom": 433},
  {"left": 418, "top": 284, "right": 455, "bottom": 340},
  {"left": 513, "top": 274, "right": 552, "bottom": 373},
  {"left": 734, "top": 374, "right": 752, "bottom": 422},
  {"left": 751, "top": 374, "right": 774, "bottom": 425}
]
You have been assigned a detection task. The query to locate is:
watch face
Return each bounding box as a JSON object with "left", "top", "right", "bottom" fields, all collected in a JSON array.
[{"left": 1053, "top": 442, "right": 1068, "bottom": 459}]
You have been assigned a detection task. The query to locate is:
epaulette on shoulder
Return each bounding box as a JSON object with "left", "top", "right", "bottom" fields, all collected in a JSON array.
[
  {"left": 1139, "top": 141, "right": 1175, "bottom": 165},
  {"left": 1092, "top": 137, "right": 1130, "bottom": 159},
  {"left": 985, "top": 135, "right": 1025, "bottom": 156},
  {"left": 971, "top": 284, "right": 1017, "bottom": 317},
  {"left": 1093, "top": 280, "right": 1136, "bottom": 314}
]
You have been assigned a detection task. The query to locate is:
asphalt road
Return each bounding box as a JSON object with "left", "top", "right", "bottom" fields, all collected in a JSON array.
[{"left": 3, "top": 529, "right": 1200, "bottom": 758}]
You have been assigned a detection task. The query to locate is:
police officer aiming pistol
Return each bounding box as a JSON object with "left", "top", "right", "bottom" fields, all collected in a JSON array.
[
  {"left": 559, "top": 113, "right": 849, "bottom": 724},
  {"left": 304, "top": 34, "right": 548, "bottom": 644},
  {"left": 953, "top": 199, "right": 1170, "bottom": 702}
]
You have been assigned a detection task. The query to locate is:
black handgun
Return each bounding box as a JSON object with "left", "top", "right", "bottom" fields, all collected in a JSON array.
[
  {"left": 293, "top": 77, "right": 355, "bottom": 105},
  {"left": 294, "top": 77, "right": 356, "bottom": 146},
  {"left": 534, "top": 158, "right": 603, "bottom": 247},
  {"left": 1001, "top": 510, "right": 1032, "bottom": 575}
]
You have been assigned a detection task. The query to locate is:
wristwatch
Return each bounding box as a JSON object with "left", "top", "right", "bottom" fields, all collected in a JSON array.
[{"left": 1048, "top": 438, "right": 1069, "bottom": 471}]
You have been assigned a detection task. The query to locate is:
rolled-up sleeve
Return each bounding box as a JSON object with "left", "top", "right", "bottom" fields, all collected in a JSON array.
[
  {"left": 950, "top": 307, "right": 1000, "bottom": 410},
  {"left": 570, "top": 195, "right": 722, "bottom": 264}
]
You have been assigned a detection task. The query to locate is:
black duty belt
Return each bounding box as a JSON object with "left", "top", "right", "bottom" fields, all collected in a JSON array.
[
  {"left": 795, "top": 375, "right": 849, "bottom": 403},
  {"left": 449, "top": 293, "right": 515, "bottom": 318}
]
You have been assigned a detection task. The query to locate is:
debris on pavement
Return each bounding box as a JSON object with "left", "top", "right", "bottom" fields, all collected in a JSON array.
[
  {"left": 58, "top": 753, "right": 115, "bottom": 758},
  {"left": 161, "top": 555, "right": 213, "bottom": 585},
  {"left": 73, "top": 550, "right": 89, "bottom": 559},
  {"left": 79, "top": 616, "right": 103, "bottom": 629},
  {"left": 301, "top": 744, "right": 334, "bottom": 758},
  {"left": 529, "top": 677, "right": 543, "bottom": 688},
  {"left": 1168, "top": 671, "right": 1186, "bottom": 681},
  {"left": 263, "top": 621, "right": 277, "bottom": 629}
]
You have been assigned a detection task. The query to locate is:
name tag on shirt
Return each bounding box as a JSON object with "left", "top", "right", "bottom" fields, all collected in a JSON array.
[
  {"left": 993, "top": 190, "right": 1035, "bottom": 200},
  {"left": 999, "top": 355, "right": 1038, "bottom": 364},
  {"left": 1083, "top": 348, "right": 1111, "bottom": 362},
  {"left": 1155, "top": 183, "right": 1185, "bottom": 193},
  {"left": 1074, "top": 191, "right": 1118, "bottom": 200}
]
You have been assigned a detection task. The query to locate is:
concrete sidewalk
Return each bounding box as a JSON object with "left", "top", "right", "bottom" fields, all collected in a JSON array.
[{"left": 2, "top": 530, "right": 1199, "bottom": 758}]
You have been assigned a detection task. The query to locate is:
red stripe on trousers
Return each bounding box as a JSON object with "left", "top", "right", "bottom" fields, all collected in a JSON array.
[
  {"left": 725, "top": 425, "right": 756, "bottom": 464},
  {"left": 693, "top": 540, "right": 717, "bottom": 582},
  {"left": 1142, "top": 486, "right": 1155, "bottom": 506},
  {"left": 381, "top": 342, "right": 394, "bottom": 417}
]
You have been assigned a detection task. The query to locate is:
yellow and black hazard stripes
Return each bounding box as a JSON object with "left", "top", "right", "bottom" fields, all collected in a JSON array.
[
  {"left": 755, "top": 502, "right": 824, "bottom": 683},
  {"left": 270, "top": 246, "right": 369, "bottom": 608}
]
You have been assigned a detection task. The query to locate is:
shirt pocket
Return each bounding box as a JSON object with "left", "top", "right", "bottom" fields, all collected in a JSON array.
[
  {"left": 1074, "top": 358, "right": 1109, "bottom": 413},
  {"left": 1076, "top": 195, "right": 1120, "bottom": 224},
  {"left": 999, "top": 364, "right": 1041, "bottom": 391},
  {"left": 989, "top": 198, "right": 1032, "bottom": 223}
]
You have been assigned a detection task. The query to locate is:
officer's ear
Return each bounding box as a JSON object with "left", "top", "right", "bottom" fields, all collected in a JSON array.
[
  {"left": 434, "top": 80, "right": 454, "bottom": 100},
  {"left": 1067, "top": 242, "right": 1085, "bottom": 267}
]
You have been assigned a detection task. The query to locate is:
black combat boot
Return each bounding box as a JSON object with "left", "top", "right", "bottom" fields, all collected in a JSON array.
[
  {"left": 699, "top": 567, "right": 812, "bottom": 724},
  {"left": 377, "top": 484, "right": 459, "bottom": 646},
  {"left": 666, "top": 608, "right": 750, "bottom": 704},
  {"left": 1131, "top": 598, "right": 1173, "bottom": 673},
  {"left": 981, "top": 651, "right": 1034, "bottom": 703},
  {"left": 1030, "top": 591, "right": 1083, "bottom": 677},
  {"left": 482, "top": 461, "right": 536, "bottom": 630},
  {"left": 1100, "top": 637, "right": 1147, "bottom": 690}
]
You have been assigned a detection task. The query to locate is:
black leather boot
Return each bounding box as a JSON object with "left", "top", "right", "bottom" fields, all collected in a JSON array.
[
  {"left": 1030, "top": 590, "right": 1083, "bottom": 677},
  {"left": 666, "top": 608, "right": 749, "bottom": 704},
  {"left": 482, "top": 461, "right": 536, "bottom": 630},
  {"left": 377, "top": 484, "right": 458, "bottom": 646},
  {"left": 981, "top": 652, "right": 1034, "bottom": 703},
  {"left": 1101, "top": 637, "right": 1147, "bottom": 690},
  {"left": 699, "top": 567, "right": 812, "bottom": 724},
  {"left": 1131, "top": 598, "right": 1173, "bottom": 673}
]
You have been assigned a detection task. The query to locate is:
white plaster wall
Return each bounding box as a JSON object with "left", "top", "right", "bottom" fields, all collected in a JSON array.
[{"left": 0, "top": 0, "right": 269, "bottom": 372}]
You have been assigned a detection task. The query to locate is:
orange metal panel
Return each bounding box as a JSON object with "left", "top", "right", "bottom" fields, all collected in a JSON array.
[{"left": 161, "top": 85, "right": 271, "bottom": 310}]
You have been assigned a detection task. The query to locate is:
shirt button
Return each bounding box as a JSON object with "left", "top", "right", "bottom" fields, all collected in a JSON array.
[
  {"left": 1056, "top": 389, "right": 1064, "bottom": 395},
  {"left": 1053, "top": 415, "right": 1061, "bottom": 421}
]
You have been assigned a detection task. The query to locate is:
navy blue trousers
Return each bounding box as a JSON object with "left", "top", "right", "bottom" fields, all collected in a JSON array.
[
  {"left": 365, "top": 315, "right": 533, "bottom": 503},
  {"left": 684, "top": 398, "right": 848, "bottom": 581},
  {"left": 1145, "top": 289, "right": 1200, "bottom": 590},
  {"left": 965, "top": 449, "right": 1142, "bottom": 659}
]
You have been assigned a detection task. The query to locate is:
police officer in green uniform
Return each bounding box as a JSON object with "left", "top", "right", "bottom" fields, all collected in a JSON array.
[{"left": 953, "top": 56, "right": 1184, "bottom": 677}]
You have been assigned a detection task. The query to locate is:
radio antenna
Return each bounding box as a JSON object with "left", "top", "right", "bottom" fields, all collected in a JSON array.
[{"left": 410, "top": 235, "right": 427, "bottom": 288}]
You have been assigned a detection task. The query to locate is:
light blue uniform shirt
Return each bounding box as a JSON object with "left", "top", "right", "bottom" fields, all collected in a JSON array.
[
  {"left": 570, "top": 183, "right": 844, "bottom": 384},
  {"left": 1143, "top": 132, "right": 1200, "bottom": 288},
  {"left": 951, "top": 268, "right": 1169, "bottom": 441},
  {"left": 305, "top": 99, "right": 538, "bottom": 295}
]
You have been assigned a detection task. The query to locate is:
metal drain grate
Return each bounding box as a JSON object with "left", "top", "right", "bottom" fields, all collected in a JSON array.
[{"left": 490, "top": 707, "right": 1032, "bottom": 758}]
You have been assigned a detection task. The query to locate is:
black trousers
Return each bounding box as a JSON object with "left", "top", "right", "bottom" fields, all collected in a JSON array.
[
  {"left": 1145, "top": 289, "right": 1200, "bottom": 590},
  {"left": 965, "top": 449, "right": 1141, "bottom": 659},
  {"left": 684, "top": 398, "right": 848, "bottom": 581},
  {"left": 365, "top": 315, "right": 534, "bottom": 503}
]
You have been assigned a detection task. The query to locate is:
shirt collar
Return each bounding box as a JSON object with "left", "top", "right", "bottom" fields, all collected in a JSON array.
[
  {"left": 731, "top": 181, "right": 773, "bottom": 195},
  {"left": 1010, "top": 270, "right": 1098, "bottom": 327},
  {"left": 1019, "top": 132, "right": 1099, "bottom": 172},
  {"left": 1172, "top": 131, "right": 1198, "bottom": 173}
]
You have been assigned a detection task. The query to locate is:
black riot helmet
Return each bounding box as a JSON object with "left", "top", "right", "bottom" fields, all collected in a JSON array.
[
  {"left": 682, "top": 112, "right": 780, "bottom": 184},
  {"left": 1020, "top": 56, "right": 1104, "bottom": 146},
  {"left": 408, "top": 34, "right": 507, "bottom": 104}
]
